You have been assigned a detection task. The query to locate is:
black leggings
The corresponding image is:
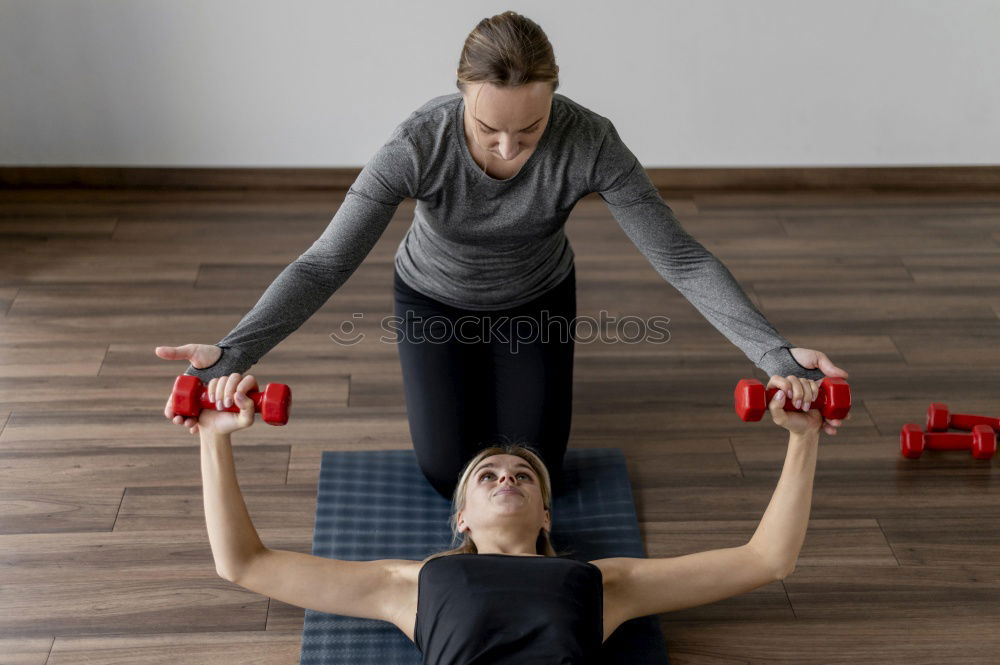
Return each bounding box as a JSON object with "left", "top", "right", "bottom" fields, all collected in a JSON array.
[{"left": 393, "top": 266, "right": 576, "bottom": 499}]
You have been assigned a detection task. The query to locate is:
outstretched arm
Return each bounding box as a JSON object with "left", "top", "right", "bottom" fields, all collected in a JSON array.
[
  {"left": 197, "top": 374, "right": 408, "bottom": 624},
  {"left": 590, "top": 119, "right": 825, "bottom": 381},
  {"left": 185, "top": 124, "right": 423, "bottom": 382},
  {"left": 602, "top": 377, "right": 822, "bottom": 623}
]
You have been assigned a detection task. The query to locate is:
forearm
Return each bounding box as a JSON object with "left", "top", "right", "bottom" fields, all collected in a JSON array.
[
  {"left": 185, "top": 262, "right": 339, "bottom": 381},
  {"left": 200, "top": 430, "right": 266, "bottom": 580},
  {"left": 747, "top": 431, "right": 819, "bottom": 575},
  {"left": 664, "top": 256, "right": 791, "bottom": 369},
  {"left": 609, "top": 204, "right": 792, "bottom": 368}
]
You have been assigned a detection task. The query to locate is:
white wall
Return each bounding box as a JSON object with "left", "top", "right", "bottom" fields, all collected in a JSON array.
[{"left": 1, "top": 0, "right": 998, "bottom": 167}]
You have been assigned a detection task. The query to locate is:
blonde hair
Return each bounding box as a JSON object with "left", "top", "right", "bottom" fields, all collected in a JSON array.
[
  {"left": 425, "top": 441, "right": 562, "bottom": 561},
  {"left": 456, "top": 11, "right": 560, "bottom": 94}
]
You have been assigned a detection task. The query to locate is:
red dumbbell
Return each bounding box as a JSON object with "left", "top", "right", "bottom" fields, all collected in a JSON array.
[
  {"left": 926, "top": 403, "right": 1000, "bottom": 433},
  {"left": 734, "top": 377, "right": 851, "bottom": 422},
  {"left": 900, "top": 423, "right": 996, "bottom": 460},
  {"left": 170, "top": 375, "right": 292, "bottom": 426}
]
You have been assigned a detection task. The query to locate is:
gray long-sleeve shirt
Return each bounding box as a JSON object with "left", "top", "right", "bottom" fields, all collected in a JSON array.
[{"left": 185, "top": 92, "right": 822, "bottom": 382}]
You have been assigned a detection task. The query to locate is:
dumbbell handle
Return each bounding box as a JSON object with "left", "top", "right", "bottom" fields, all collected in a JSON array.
[
  {"left": 922, "top": 431, "right": 983, "bottom": 450},
  {"left": 949, "top": 413, "right": 1000, "bottom": 431},
  {"left": 197, "top": 387, "right": 265, "bottom": 414},
  {"left": 764, "top": 387, "right": 827, "bottom": 411}
]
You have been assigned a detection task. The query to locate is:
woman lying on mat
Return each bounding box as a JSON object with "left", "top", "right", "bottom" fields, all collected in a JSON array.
[{"left": 195, "top": 371, "right": 832, "bottom": 663}]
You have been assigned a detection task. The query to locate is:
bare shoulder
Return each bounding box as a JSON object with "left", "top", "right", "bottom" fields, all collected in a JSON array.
[
  {"left": 588, "top": 557, "right": 637, "bottom": 607},
  {"left": 383, "top": 558, "right": 423, "bottom": 607},
  {"left": 387, "top": 558, "right": 424, "bottom": 582},
  {"left": 588, "top": 557, "right": 632, "bottom": 584}
]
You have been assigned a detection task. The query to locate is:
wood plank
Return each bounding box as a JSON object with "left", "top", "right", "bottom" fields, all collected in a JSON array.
[
  {"left": 901, "top": 254, "right": 1000, "bottom": 286},
  {"left": 752, "top": 282, "right": 1000, "bottom": 320},
  {"left": 878, "top": 517, "right": 1000, "bottom": 566},
  {"left": 0, "top": 485, "right": 125, "bottom": 535},
  {"left": 0, "top": 528, "right": 315, "bottom": 584},
  {"left": 751, "top": 282, "right": 1000, "bottom": 336},
  {"left": 45, "top": 631, "right": 301, "bottom": 665},
  {"left": 0, "top": 287, "right": 20, "bottom": 316},
  {"left": 0, "top": 637, "right": 54, "bottom": 665},
  {"left": 116, "top": 487, "right": 319, "bottom": 534},
  {"left": 0, "top": 343, "right": 107, "bottom": 377},
  {"left": 0, "top": 576, "right": 266, "bottom": 638},
  {"left": 0, "top": 445, "right": 289, "bottom": 490},
  {"left": 702, "top": 234, "right": 1000, "bottom": 257},
  {"left": 0, "top": 187, "right": 352, "bottom": 217},
  {"left": 640, "top": 519, "right": 897, "bottom": 568},
  {"left": 662, "top": 617, "right": 1000, "bottom": 664},
  {"left": 0, "top": 405, "right": 408, "bottom": 452},
  {"left": 779, "top": 213, "right": 1000, "bottom": 237},
  {"left": 784, "top": 564, "right": 1000, "bottom": 619},
  {"left": 633, "top": 447, "right": 1000, "bottom": 522},
  {"left": 0, "top": 217, "right": 117, "bottom": 238},
  {"left": 692, "top": 191, "right": 1000, "bottom": 214},
  {"left": 891, "top": 329, "right": 1000, "bottom": 366}
]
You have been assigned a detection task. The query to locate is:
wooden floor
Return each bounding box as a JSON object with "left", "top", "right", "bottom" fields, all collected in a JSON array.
[{"left": 1, "top": 185, "right": 999, "bottom": 665}]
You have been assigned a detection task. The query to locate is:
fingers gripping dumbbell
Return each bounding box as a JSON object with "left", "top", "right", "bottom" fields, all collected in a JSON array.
[
  {"left": 900, "top": 423, "right": 996, "bottom": 460},
  {"left": 170, "top": 375, "right": 292, "bottom": 426},
  {"left": 734, "top": 377, "right": 852, "bottom": 422},
  {"left": 926, "top": 403, "right": 1000, "bottom": 433}
]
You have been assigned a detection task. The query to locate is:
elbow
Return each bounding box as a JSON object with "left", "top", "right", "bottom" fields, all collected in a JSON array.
[
  {"left": 215, "top": 549, "right": 265, "bottom": 585},
  {"left": 774, "top": 560, "right": 797, "bottom": 580},
  {"left": 746, "top": 541, "right": 796, "bottom": 581},
  {"left": 215, "top": 564, "right": 242, "bottom": 584}
]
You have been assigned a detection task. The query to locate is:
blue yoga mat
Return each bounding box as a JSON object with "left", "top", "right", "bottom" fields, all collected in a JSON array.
[{"left": 299, "top": 448, "right": 668, "bottom": 664}]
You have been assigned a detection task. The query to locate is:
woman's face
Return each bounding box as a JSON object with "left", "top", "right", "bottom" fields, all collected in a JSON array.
[
  {"left": 462, "top": 81, "right": 553, "bottom": 161},
  {"left": 458, "top": 454, "right": 551, "bottom": 536}
]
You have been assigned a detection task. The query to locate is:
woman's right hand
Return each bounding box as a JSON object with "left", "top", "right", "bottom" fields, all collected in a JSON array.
[
  {"left": 766, "top": 374, "right": 825, "bottom": 436},
  {"left": 157, "top": 343, "right": 224, "bottom": 434}
]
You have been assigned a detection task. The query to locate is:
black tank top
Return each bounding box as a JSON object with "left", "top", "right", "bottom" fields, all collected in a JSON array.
[{"left": 414, "top": 553, "right": 603, "bottom": 665}]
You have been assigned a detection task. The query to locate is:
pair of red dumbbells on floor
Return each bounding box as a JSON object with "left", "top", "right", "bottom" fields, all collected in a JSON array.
[{"left": 900, "top": 404, "right": 998, "bottom": 460}]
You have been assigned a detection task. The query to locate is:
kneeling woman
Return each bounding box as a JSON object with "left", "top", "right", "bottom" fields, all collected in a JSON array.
[{"left": 197, "top": 372, "right": 825, "bottom": 663}]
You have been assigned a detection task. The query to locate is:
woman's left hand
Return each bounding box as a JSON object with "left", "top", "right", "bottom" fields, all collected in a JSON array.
[
  {"left": 192, "top": 373, "right": 259, "bottom": 436},
  {"left": 786, "top": 348, "right": 850, "bottom": 436},
  {"left": 788, "top": 347, "right": 848, "bottom": 380}
]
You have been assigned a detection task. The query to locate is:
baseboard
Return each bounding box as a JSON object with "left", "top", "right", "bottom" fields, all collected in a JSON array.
[{"left": 1, "top": 166, "right": 998, "bottom": 192}]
